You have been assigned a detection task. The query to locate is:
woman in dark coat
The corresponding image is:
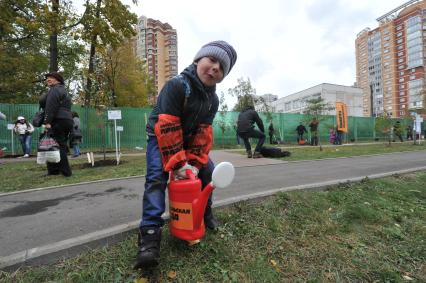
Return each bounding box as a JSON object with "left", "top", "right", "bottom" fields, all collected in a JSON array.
[{"left": 39, "top": 72, "right": 73, "bottom": 176}]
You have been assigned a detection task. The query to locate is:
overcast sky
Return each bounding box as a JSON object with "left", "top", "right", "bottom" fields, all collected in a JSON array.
[{"left": 81, "top": 0, "right": 407, "bottom": 107}]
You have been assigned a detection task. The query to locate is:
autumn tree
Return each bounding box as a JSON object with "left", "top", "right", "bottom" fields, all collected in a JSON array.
[
  {"left": 80, "top": 0, "right": 138, "bottom": 106},
  {"left": 229, "top": 77, "right": 257, "bottom": 112}
]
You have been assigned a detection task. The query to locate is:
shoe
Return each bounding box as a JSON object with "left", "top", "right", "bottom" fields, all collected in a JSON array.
[
  {"left": 204, "top": 206, "right": 219, "bottom": 230},
  {"left": 252, "top": 151, "right": 262, "bottom": 158},
  {"left": 23, "top": 154, "right": 29, "bottom": 158},
  {"left": 134, "top": 226, "right": 162, "bottom": 269},
  {"left": 246, "top": 150, "right": 252, "bottom": 158}
]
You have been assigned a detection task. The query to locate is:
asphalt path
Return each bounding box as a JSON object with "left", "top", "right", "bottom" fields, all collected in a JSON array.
[{"left": 1, "top": 150, "right": 425, "bottom": 270}]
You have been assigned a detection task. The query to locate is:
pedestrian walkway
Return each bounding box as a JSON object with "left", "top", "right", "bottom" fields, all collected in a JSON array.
[{"left": 1, "top": 150, "right": 426, "bottom": 270}]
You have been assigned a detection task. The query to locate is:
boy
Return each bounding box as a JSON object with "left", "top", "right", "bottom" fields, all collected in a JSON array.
[{"left": 135, "top": 40, "right": 237, "bottom": 268}]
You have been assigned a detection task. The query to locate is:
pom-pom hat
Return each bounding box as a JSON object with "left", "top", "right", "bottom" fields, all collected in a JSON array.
[{"left": 193, "top": 40, "right": 237, "bottom": 78}]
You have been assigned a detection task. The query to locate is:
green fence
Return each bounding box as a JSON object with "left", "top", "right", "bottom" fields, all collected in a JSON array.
[{"left": 0, "top": 103, "right": 415, "bottom": 155}]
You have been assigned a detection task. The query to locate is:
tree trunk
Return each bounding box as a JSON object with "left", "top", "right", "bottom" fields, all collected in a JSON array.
[
  {"left": 85, "top": 0, "right": 102, "bottom": 106},
  {"left": 49, "top": 0, "right": 60, "bottom": 72}
]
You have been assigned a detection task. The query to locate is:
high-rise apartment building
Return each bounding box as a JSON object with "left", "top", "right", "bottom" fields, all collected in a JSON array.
[
  {"left": 356, "top": 0, "right": 426, "bottom": 117},
  {"left": 135, "top": 16, "right": 178, "bottom": 95}
]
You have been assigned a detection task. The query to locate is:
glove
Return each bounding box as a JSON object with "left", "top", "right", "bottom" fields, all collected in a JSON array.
[{"left": 174, "top": 162, "right": 199, "bottom": 180}]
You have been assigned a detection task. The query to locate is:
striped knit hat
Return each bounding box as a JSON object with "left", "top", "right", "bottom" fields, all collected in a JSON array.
[{"left": 193, "top": 40, "right": 237, "bottom": 78}]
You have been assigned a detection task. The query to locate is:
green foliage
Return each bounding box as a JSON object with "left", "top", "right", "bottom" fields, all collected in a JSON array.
[
  {"left": 93, "top": 39, "right": 152, "bottom": 107},
  {"left": 229, "top": 77, "right": 256, "bottom": 112},
  {"left": 303, "top": 96, "right": 334, "bottom": 121},
  {"left": 215, "top": 92, "right": 230, "bottom": 147},
  {"left": 374, "top": 112, "right": 394, "bottom": 143}
]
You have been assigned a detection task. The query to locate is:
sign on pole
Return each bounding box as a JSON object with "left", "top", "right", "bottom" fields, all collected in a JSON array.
[
  {"left": 108, "top": 110, "right": 122, "bottom": 120},
  {"left": 107, "top": 110, "right": 122, "bottom": 165}
]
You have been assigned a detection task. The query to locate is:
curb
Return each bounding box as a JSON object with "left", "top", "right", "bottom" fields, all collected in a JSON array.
[{"left": 1, "top": 166, "right": 426, "bottom": 271}]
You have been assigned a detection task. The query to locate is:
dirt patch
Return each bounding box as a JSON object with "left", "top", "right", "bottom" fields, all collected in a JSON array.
[{"left": 78, "top": 159, "right": 127, "bottom": 168}]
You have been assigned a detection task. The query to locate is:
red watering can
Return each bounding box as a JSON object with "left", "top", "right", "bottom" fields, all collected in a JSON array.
[{"left": 168, "top": 162, "right": 235, "bottom": 242}]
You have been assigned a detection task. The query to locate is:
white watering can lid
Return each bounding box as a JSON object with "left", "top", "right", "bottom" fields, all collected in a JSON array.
[{"left": 212, "top": 162, "right": 235, "bottom": 189}]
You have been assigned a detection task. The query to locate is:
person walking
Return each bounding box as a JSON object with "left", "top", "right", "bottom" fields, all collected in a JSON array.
[
  {"left": 14, "top": 116, "right": 34, "bottom": 157},
  {"left": 406, "top": 125, "right": 413, "bottom": 140},
  {"left": 237, "top": 106, "right": 265, "bottom": 158},
  {"left": 134, "top": 40, "right": 237, "bottom": 269},
  {"left": 309, "top": 117, "right": 319, "bottom": 146},
  {"left": 69, "top": 111, "right": 82, "bottom": 157},
  {"left": 296, "top": 122, "right": 307, "bottom": 144},
  {"left": 393, "top": 121, "right": 403, "bottom": 142},
  {"left": 39, "top": 72, "right": 73, "bottom": 177},
  {"left": 268, "top": 121, "right": 275, "bottom": 144}
]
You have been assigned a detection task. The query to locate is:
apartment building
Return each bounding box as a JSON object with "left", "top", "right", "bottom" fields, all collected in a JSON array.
[
  {"left": 135, "top": 16, "right": 178, "bottom": 95},
  {"left": 270, "top": 83, "right": 364, "bottom": 117},
  {"left": 355, "top": 0, "right": 426, "bottom": 117}
]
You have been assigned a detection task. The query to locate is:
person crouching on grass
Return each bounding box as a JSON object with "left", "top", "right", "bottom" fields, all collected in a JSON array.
[{"left": 134, "top": 40, "right": 237, "bottom": 269}]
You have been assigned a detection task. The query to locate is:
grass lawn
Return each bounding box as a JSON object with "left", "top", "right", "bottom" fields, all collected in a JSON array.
[
  {"left": 0, "top": 156, "right": 146, "bottom": 193},
  {"left": 1, "top": 172, "right": 425, "bottom": 282},
  {"left": 245, "top": 142, "right": 426, "bottom": 161}
]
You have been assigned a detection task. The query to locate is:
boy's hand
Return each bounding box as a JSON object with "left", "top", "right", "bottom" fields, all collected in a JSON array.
[{"left": 174, "top": 163, "right": 198, "bottom": 179}]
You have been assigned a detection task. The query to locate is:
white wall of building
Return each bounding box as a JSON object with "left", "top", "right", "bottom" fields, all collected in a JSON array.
[{"left": 270, "top": 83, "right": 364, "bottom": 117}]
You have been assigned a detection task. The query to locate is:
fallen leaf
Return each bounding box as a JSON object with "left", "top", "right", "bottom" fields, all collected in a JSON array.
[
  {"left": 394, "top": 223, "right": 401, "bottom": 227},
  {"left": 402, "top": 275, "right": 414, "bottom": 281},
  {"left": 220, "top": 234, "right": 225, "bottom": 238},
  {"left": 364, "top": 202, "right": 371, "bottom": 205},
  {"left": 270, "top": 259, "right": 277, "bottom": 266},
  {"left": 134, "top": 278, "right": 148, "bottom": 283},
  {"left": 168, "top": 270, "right": 177, "bottom": 279},
  {"left": 328, "top": 207, "right": 332, "bottom": 211}
]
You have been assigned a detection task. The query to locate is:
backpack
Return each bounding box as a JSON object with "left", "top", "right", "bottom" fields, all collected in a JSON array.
[{"left": 259, "top": 146, "right": 291, "bottom": 158}]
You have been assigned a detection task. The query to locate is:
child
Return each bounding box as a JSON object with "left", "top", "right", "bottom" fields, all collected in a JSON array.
[
  {"left": 134, "top": 40, "right": 237, "bottom": 269},
  {"left": 14, "top": 116, "right": 34, "bottom": 157},
  {"left": 329, "top": 128, "right": 336, "bottom": 144}
]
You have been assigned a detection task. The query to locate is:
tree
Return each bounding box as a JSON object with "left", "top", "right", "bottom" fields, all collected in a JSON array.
[
  {"left": 89, "top": 39, "right": 152, "bottom": 107},
  {"left": 303, "top": 97, "right": 334, "bottom": 150},
  {"left": 374, "top": 111, "right": 394, "bottom": 146},
  {"left": 215, "top": 92, "right": 230, "bottom": 148},
  {"left": 229, "top": 77, "right": 257, "bottom": 112},
  {"left": 81, "top": 0, "right": 138, "bottom": 106},
  {"left": 0, "top": 0, "right": 85, "bottom": 103}
]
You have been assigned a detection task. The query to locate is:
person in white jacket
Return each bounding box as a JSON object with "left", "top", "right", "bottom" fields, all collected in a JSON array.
[{"left": 14, "top": 116, "right": 34, "bottom": 157}]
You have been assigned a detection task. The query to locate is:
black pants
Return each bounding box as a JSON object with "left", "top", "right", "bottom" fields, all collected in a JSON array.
[
  {"left": 46, "top": 119, "right": 73, "bottom": 176},
  {"left": 238, "top": 129, "right": 265, "bottom": 153},
  {"left": 297, "top": 133, "right": 304, "bottom": 142}
]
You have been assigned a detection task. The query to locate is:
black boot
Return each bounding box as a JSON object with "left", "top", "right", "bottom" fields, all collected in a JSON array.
[
  {"left": 134, "top": 226, "right": 162, "bottom": 269},
  {"left": 253, "top": 151, "right": 262, "bottom": 158},
  {"left": 204, "top": 206, "right": 219, "bottom": 230},
  {"left": 246, "top": 150, "right": 252, "bottom": 158}
]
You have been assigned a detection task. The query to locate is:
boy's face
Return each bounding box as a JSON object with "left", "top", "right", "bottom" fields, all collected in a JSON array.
[{"left": 196, "top": 57, "right": 224, "bottom": 87}]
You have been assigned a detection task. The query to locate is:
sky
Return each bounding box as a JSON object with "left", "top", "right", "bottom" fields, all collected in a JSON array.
[{"left": 77, "top": 0, "right": 407, "bottom": 107}]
